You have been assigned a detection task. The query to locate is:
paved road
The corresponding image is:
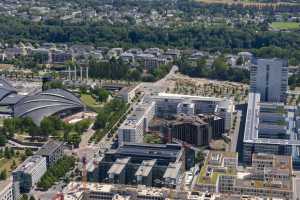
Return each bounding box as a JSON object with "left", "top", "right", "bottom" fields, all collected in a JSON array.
[{"left": 230, "top": 110, "right": 241, "bottom": 152}]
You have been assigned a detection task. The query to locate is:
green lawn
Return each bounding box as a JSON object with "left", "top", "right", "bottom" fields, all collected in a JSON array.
[
  {"left": 80, "top": 94, "right": 103, "bottom": 112},
  {"left": 271, "top": 22, "right": 300, "bottom": 30}
]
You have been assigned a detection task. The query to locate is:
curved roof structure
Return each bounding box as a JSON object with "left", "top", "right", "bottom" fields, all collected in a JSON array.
[
  {"left": 0, "top": 78, "right": 16, "bottom": 101},
  {"left": 14, "top": 89, "right": 84, "bottom": 125}
]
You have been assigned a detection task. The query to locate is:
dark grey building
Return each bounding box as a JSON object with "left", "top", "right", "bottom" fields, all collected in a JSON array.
[
  {"left": 36, "top": 140, "right": 64, "bottom": 167},
  {"left": 162, "top": 114, "right": 225, "bottom": 146},
  {"left": 93, "top": 143, "right": 193, "bottom": 188}
]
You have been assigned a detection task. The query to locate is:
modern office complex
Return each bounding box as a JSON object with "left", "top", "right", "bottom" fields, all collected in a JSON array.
[
  {"left": 153, "top": 93, "right": 234, "bottom": 131},
  {"left": 12, "top": 155, "right": 47, "bottom": 193},
  {"left": 243, "top": 93, "right": 300, "bottom": 168},
  {"left": 250, "top": 58, "right": 288, "bottom": 102},
  {"left": 162, "top": 114, "right": 225, "bottom": 146},
  {"left": 118, "top": 92, "right": 234, "bottom": 146},
  {"left": 90, "top": 143, "right": 193, "bottom": 189},
  {"left": 36, "top": 139, "right": 64, "bottom": 167},
  {"left": 195, "top": 151, "right": 293, "bottom": 199}
]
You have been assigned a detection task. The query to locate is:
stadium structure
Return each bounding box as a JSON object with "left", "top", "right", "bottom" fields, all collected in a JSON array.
[{"left": 0, "top": 78, "right": 84, "bottom": 125}]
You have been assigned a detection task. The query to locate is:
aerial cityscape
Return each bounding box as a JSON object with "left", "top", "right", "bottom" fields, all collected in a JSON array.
[{"left": 0, "top": 0, "right": 300, "bottom": 200}]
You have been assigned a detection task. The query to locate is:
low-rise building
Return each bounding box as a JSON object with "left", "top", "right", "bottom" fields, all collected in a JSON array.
[
  {"left": 36, "top": 139, "right": 64, "bottom": 167},
  {"left": 12, "top": 155, "right": 47, "bottom": 193},
  {"left": 194, "top": 151, "right": 293, "bottom": 199},
  {"left": 63, "top": 182, "right": 169, "bottom": 200},
  {"left": 118, "top": 84, "right": 140, "bottom": 103}
]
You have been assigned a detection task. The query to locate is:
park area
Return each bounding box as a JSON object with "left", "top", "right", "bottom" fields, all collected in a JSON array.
[
  {"left": 80, "top": 94, "right": 103, "bottom": 112},
  {"left": 270, "top": 22, "right": 300, "bottom": 30}
]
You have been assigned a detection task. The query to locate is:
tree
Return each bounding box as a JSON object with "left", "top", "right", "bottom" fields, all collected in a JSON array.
[
  {"left": 0, "top": 134, "right": 7, "bottom": 146},
  {"left": 0, "top": 169, "right": 7, "bottom": 180},
  {"left": 40, "top": 117, "right": 55, "bottom": 137},
  {"left": 94, "top": 111, "right": 108, "bottom": 129},
  {"left": 20, "top": 194, "right": 28, "bottom": 200},
  {"left": 94, "top": 88, "right": 109, "bottom": 102},
  {"left": 4, "top": 147, "right": 11, "bottom": 159},
  {"left": 29, "top": 196, "right": 36, "bottom": 200},
  {"left": 195, "top": 150, "right": 205, "bottom": 167},
  {"left": 25, "top": 148, "right": 33, "bottom": 156}
]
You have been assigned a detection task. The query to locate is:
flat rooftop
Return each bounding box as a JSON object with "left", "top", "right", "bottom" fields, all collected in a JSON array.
[
  {"left": 244, "top": 93, "right": 300, "bottom": 146},
  {"left": 14, "top": 155, "right": 45, "bottom": 174},
  {"left": 63, "top": 182, "right": 167, "bottom": 200},
  {"left": 135, "top": 159, "right": 156, "bottom": 177},
  {"left": 163, "top": 162, "right": 182, "bottom": 179},
  {"left": 36, "top": 139, "right": 64, "bottom": 156},
  {"left": 107, "top": 143, "right": 182, "bottom": 161},
  {"left": 108, "top": 157, "right": 130, "bottom": 175},
  {"left": 119, "top": 102, "right": 154, "bottom": 129}
]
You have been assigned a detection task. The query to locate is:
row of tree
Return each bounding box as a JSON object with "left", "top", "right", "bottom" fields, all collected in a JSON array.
[
  {"left": 92, "top": 98, "right": 127, "bottom": 142},
  {"left": 37, "top": 156, "right": 75, "bottom": 190}
]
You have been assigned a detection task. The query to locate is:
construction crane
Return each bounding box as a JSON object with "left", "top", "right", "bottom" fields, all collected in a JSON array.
[{"left": 82, "top": 156, "right": 88, "bottom": 192}]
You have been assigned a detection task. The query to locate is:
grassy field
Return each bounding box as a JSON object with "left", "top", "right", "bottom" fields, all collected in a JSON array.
[
  {"left": 0, "top": 155, "right": 24, "bottom": 175},
  {"left": 270, "top": 22, "right": 300, "bottom": 30},
  {"left": 80, "top": 94, "right": 103, "bottom": 112}
]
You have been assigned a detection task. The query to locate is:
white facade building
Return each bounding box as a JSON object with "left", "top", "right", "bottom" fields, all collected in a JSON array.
[
  {"left": 118, "top": 102, "right": 155, "bottom": 145},
  {"left": 12, "top": 155, "right": 47, "bottom": 193},
  {"left": 250, "top": 58, "right": 288, "bottom": 102}
]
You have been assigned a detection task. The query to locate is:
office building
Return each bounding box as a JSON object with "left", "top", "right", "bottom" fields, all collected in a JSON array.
[
  {"left": 0, "top": 179, "right": 13, "bottom": 200},
  {"left": 153, "top": 93, "right": 234, "bottom": 131},
  {"left": 94, "top": 143, "right": 192, "bottom": 188},
  {"left": 250, "top": 58, "right": 288, "bottom": 102},
  {"left": 12, "top": 155, "right": 47, "bottom": 193},
  {"left": 135, "top": 159, "right": 157, "bottom": 186},
  {"left": 118, "top": 102, "right": 155, "bottom": 145},
  {"left": 162, "top": 114, "right": 225, "bottom": 146},
  {"left": 195, "top": 151, "right": 293, "bottom": 199},
  {"left": 243, "top": 93, "right": 300, "bottom": 168},
  {"left": 36, "top": 139, "right": 64, "bottom": 167}
]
